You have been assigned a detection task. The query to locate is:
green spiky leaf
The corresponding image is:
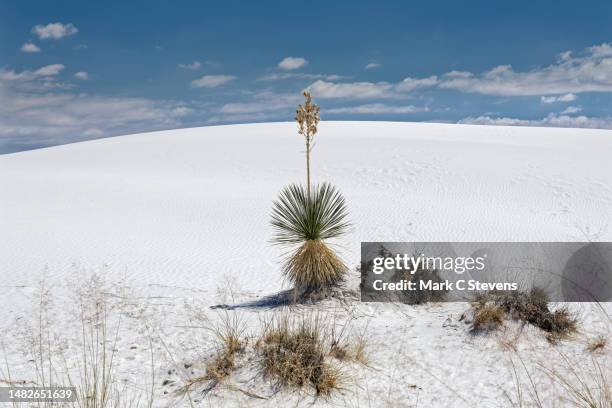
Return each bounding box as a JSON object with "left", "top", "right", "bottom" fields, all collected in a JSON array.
[{"left": 270, "top": 183, "right": 350, "bottom": 245}]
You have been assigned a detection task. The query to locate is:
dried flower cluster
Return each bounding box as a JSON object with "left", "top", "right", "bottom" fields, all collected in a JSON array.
[
  {"left": 296, "top": 91, "right": 320, "bottom": 141},
  {"left": 295, "top": 91, "right": 320, "bottom": 195}
]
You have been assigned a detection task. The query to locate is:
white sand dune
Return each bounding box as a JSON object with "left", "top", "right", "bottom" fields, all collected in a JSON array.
[{"left": 1, "top": 121, "right": 611, "bottom": 407}]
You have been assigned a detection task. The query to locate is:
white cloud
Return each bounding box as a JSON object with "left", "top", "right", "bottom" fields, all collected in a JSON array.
[
  {"left": 0, "top": 80, "right": 192, "bottom": 151},
  {"left": 178, "top": 61, "right": 201, "bottom": 70},
  {"left": 305, "top": 75, "right": 436, "bottom": 99},
  {"left": 557, "top": 93, "right": 576, "bottom": 102},
  {"left": 170, "top": 106, "right": 194, "bottom": 117},
  {"left": 0, "top": 64, "right": 65, "bottom": 81},
  {"left": 588, "top": 43, "right": 612, "bottom": 57},
  {"left": 38, "top": 82, "right": 75, "bottom": 90},
  {"left": 74, "top": 71, "right": 89, "bottom": 80},
  {"left": 444, "top": 70, "right": 473, "bottom": 79},
  {"left": 557, "top": 51, "right": 572, "bottom": 61},
  {"left": 278, "top": 57, "right": 308, "bottom": 70},
  {"left": 83, "top": 128, "right": 104, "bottom": 137},
  {"left": 327, "top": 103, "right": 428, "bottom": 114},
  {"left": 205, "top": 112, "right": 278, "bottom": 124},
  {"left": 307, "top": 80, "right": 395, "bottom": 99},
  {"left": 220, "top": 92, "right": 300, "bottom": 114},
  {"left": 365, "top": 62, "right": 381, "bottom": 69},
  {"left": 32, "top": 22, "right": 78, "bottom": 40},
  {"left": 208, "top": 91, "right": 301, "bottom": 124},
  {"left": 285, "top": 43, "right": 612, "bottom": 102},
  {"left": 396, "top": 76, "right": 439, "bottom": 92},
  {"left": 214, "top": 86, "right": 426, "bottom": 123},
  {"left": 21, "top": 42, "right": 41, "bottom": 53},
  {"left": 272, "top": 43, "right": 612, "bottom": 103},
  {"left": 257, "top": 72, "right": 347, "bottom": 81},
  {"left": 459, "top": 113, "right": 612, "bottom": 130},
  {"left": 438, "top": 43, "right": 612, "bottom": 96},
  {"left": 560, "top": 106, "right": 582, "bottom": 114},
  {"left": 0, "top": 62, "right": 198, "bottom": 152},
  {"left": 540, "top": 93, "right": 576, "bottom": 103},
  {"left": 35, "top": 64, "right": 64, "bottom": 76},
  {"left": 191, "top": 75, "right": 236, "bottom": 88}
]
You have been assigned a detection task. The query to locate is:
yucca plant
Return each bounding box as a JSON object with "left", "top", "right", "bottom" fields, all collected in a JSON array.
[
  {"left": 271, "top": 92, "right": 350, "bottom": 294},
  {"left": 271, "top": 182, "right": 350, "bottom": 292}
]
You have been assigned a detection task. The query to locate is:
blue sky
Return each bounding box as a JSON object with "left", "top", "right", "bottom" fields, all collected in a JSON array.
[{"left": 1, "top": 0, "right": 612, "bottom": 153}]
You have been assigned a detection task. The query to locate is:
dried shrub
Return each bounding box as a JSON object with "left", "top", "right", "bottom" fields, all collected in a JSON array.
[
  {"left": 329, "top": 341, "right": 349, "bottom": 360},
  {"left": 350, "top": 334, "right": 369, "bottom": 365},
  {"left": 314, "top": 366, "right": 342, "bottom": 396},
  {"left": 258, "top": 314, "right": 342, "bottom": 396},
  {"left": 328, "top": 317, "right": 369, "bottom": 366},
  {"left": 204, "top": 349, "right": 236, "bottom": 382},
  {"left": 472, "top": 303, "right": 505, "bottom": 332},
  {"left": 329, "top": 330, "right": 368, "bottom": 365},
  {"left": 469, "top": 288, "right": 578, "bottom": 340},
  {"left": 546, "top": 307, "right": 579, "bottom": 343},
  {"left": 203, "top": 313, "right": 245, "bottom": 383},
  {"left": 212, "top": 313, "right": 245, "bottom": 355},
  {"left": 586, "top": 335, "right": 607, "bottom": 354}
]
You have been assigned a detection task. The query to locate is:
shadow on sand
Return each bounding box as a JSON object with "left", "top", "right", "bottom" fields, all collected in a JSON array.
[
  {"left": 210, "top": 289, "right": 296, "bottom": 310},
  {"left": 210, "top": 285, "right": 359, "bottom": 311}
]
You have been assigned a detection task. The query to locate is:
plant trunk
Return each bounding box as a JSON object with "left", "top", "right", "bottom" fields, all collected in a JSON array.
[{"left": 306, "top": 136, "right": 311, "bottom": 196}]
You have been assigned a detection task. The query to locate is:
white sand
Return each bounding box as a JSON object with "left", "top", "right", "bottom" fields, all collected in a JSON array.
[{"left": 1, "top": 121, "right": 610, "bottom": 407}]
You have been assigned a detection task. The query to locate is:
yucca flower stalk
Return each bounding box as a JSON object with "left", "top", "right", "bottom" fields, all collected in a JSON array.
[{"left": 295, "top": 91, "right": 320, "bottom": 196}]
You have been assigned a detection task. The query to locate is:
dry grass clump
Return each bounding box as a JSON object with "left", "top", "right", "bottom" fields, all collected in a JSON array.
[
  {"left": 543, "top": 308, "right": 579, "bottom": 344},
  {"left": 203, "top": 351, "right": 236, "bottom": 383},
  {"left": 179, "top": 313, "right": 247, "bottom": 399},
  {"left": 351, "top": 336, "right": 368, "bottom": 365},
  {"left": 203, "top": 313, "right": 246, "bottom": 383},
  {"left": 470, "top": 288, "right": 578, "bottom": 341},
  {"left": 586, "top": 335, "right": 607, "bottom": 354},
  {"left": 329, "top": 337, "right": 368, "bottom": 366},
  {"left": 329, "top": 320, "right": 368, "bottom": 365},
  {"left": 544, "top": 356, "right": 611, "bottom": 408},
  {"left": 6, "top": 271, "right": 156, "bottom": 408},
  {"left": 329, "top": 341, "right": 349, "bottom": 361},
  {"left": 472, "top": 303, "right": 505, "bottom": 332},
  {"left": 507, "top": 353, "right": 612, "bottom": 408},
  {"left": 257, "top": 314, "right": 342, "bottom": 396}
]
